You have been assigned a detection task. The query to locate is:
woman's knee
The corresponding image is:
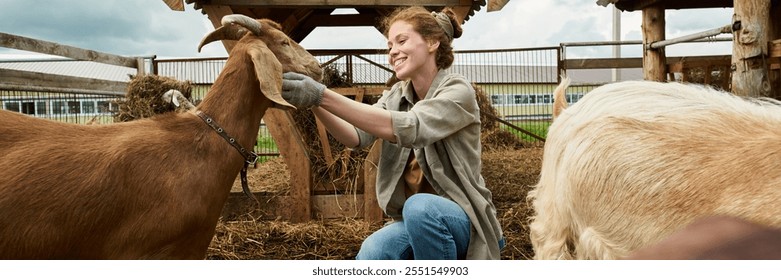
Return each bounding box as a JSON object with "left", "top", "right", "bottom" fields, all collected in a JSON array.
[
  {"left": 356, "top": 222, "right": 412, "bottom": 260},
  {"left": 357, "top": 239, "right": 407, "bottom": 259},
  {"left": 403, "top": 194, "right": 463, "bottom": 222}
]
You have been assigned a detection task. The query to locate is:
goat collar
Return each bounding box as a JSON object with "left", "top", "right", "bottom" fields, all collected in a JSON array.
[{"left": 195, "top": 110, "right": 259, "bottom": 203}]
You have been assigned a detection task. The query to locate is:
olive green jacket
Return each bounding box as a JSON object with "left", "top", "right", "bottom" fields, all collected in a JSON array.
[{"left": 355, "top": 70, "right": 503, "bottom": 260}]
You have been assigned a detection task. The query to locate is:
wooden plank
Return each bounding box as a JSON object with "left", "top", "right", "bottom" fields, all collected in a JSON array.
[
  {"left": 331, "top": 87, "right": 385, "bottom": 96},
  {"left": 769, "top": 39, "right": 781, "bottom": 58},
  {"left": 564, "top": 55, "right": 731, "bottom": 70},
  {"left": 304, "top": 14, "right": 379, "bottom": 27},
  {"left": 163, "top": 0, "right": 185, "bottom": 11},
  {"left": 487, "top": 0, "right": 509, "bottom": 12},
  {"left": 0, "top": 68, "right": 127, "bottom": 94},
  {"left": 362, "top": 140, "right": 384, "bottom": 223},
  {"left": 314, "top": 115, "right": 334, "bottom": 165},
  {"left": 614, "top": 0, "right": 732, "bottom": 12},
  {"left": 311, "top": 194, "right": 364, "bottom": 219},
  {"left": 353, "top": 88, "right": 365, "bottom": 102},
  {"left": 208, "top": 0, "right": 462, "bottom": 7},
  {"left": 564, "top": 57, "right": 643, "bottom": 69},
  {"left": 0, "top": 32, "right": 138, "bottom": 68},
  {"left": 0, "top": 84, "right": 125, "bottom": 97}
]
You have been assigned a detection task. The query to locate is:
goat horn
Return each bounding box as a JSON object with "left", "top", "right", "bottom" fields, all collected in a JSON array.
[
  {"left": 221, "top": 14, "right": 262, "bottom": 35},
  {"left": 197, "top": 14, "right": 262, "bottom": 52}
]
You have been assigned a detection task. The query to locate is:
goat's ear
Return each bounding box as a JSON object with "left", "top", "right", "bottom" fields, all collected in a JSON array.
[{"left": 248, "top": 46, "right": 295, "bottom": 110}]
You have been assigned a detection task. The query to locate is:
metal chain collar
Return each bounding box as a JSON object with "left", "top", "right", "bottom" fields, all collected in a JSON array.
[{"left": 195, "top": 110, "right": 259, "bottom": 203}]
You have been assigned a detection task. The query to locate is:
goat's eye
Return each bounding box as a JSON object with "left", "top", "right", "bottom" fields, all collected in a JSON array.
[{"left": 281, "top": 40, "right": 290, "bottom": 46}]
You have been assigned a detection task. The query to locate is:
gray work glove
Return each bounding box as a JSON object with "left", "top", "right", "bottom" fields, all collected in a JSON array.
[{"left": 281, "top": 72, "right": 325, "bottom": 109}]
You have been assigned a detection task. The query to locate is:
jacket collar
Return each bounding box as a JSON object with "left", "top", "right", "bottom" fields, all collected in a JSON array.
[{"left": 400, "top": 69, "right": 448, "bottom": 105}]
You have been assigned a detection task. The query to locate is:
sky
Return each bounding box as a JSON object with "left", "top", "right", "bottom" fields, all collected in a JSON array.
[{"left": 0, "top": 0, "right": 735, "bottom": 60}]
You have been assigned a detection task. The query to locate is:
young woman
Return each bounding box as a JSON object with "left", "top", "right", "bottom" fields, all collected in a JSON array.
[{"left": 280, "top": 6, "right": 503, "bottom": 260}]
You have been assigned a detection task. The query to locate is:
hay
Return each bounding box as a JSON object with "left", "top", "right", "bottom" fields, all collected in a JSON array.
[
  {"left": 207, "top": 217, "right": 382, "bottom": 260},
  {"left": 474, "top": 82, "right": 499, "bottom": 132},
  {"left": 114, "top": 74, "right": 193, "bottom": 122},
  {"left": 289, "top": 80, "right": 518, "bottom": 193},
  {"left": 211, "top": 145, "right": 541, "bottom": 260},
  {"left": 209, "top": 67, "right": 539, "bottom": 259}
]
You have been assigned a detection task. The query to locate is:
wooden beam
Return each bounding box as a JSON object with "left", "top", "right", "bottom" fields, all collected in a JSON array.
[
  {"left": 162, "top": 0, "right": 185, "bottom": 11},
  {"left": 731, "top": 0, "right": 772, "bottom": 97},
  {"left": 487, "top": 0, "right": 509, "bottom": 12},
  {"left": 306, "top": 13, "right": 380, "bottom": 27},
  {"left": 614, "top": 0, "right": 732, "bottom": 11},
  {"left": 563, "top": 55, "right": 732, "bottom": 70},
  {"left": 641, "top": 4, "right": 666, "bottom": 81},
  {"left": 207, "top": 0, "right": 463, "bottom": 7},
  {"left": 0, "top": 68, "right": 127, "bottom": 94},
  {"left": 331, "top": 87, "right": 386, "bottom": 96},
  {"left": 0, "top": 32, "right": 138, "bottom": 69},
  {"left": 565, "top": 57, "right": 643, "bottom": 69},
  {"left": 201, "top": 5, "right": 237, "bottom": 52}
]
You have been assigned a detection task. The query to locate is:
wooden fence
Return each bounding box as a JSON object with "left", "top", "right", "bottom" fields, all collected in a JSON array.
[{"left": 0, "top": 32, "right": 146, "bottom": 96}]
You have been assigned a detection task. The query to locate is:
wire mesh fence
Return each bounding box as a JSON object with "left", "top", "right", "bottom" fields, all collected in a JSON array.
[{"left": 2, "top": 46, "right": 598, "bottom": 157}]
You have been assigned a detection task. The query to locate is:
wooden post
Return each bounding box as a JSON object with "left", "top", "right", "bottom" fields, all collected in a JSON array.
[
  {"left": 731, "top": 0, "right": 771, "bottom": 97},
  {"left": 362, "top": 139, "right": 384, "bottom": 223},
  {"left": 642, "top": 4, "right": 666, "bottom": 82},
  {"left": 770, "top": 4, "right": 781, "bottom": 100},
  {"left": 136, "top": 57, "right": 146, "bottom": 76},
  {"left": 264, "top": 109, "right": 312, "bottom": 222}
]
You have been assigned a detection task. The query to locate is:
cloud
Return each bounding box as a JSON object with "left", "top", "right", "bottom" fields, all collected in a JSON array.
[
  {"left": 0, "top": 0, "right": 735, "bottom": 60},
  {"left": 0, "top": 0, "right": 221, "bottom": 58}
]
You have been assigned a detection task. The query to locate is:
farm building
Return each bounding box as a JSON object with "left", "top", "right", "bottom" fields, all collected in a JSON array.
[{"left": 0, "top": 50, "right": 643, "bottom": 124}]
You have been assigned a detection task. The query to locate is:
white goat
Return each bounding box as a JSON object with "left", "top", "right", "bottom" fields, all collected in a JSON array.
[
  {"left": 0, "top": 14, "right": 322, "bottom": 259},
  {"left": 527, "top": 78, "right": 781, "bottom": 260}
]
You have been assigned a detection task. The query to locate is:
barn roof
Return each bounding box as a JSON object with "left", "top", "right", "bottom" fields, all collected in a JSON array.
[
  {"left": 0, "top": 58, "right": 135, "bottom": 82},
  {"left": 596, "top": 0, "right": 733, "bottom": 12},
  {"left": 162, "top": 0, "right": 508, "bottom": 42}
]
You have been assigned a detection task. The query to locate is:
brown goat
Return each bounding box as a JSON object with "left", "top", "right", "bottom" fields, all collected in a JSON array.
[{"left": 0, "top": 15, "right": 322, "bottom": 259}]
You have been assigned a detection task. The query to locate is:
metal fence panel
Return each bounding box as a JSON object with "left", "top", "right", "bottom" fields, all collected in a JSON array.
[{"left": 2, "top": 47, "right": 582, "bottom": 158}]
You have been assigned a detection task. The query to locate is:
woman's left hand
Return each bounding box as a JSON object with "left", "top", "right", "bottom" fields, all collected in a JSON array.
[{"left": 281, "top": 72, "right": 326, "bottom": 109}]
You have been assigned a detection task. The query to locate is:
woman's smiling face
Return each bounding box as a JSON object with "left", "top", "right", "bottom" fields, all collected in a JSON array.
[{"left": 387, "top": 21, "right": 438, "bottom": 81}]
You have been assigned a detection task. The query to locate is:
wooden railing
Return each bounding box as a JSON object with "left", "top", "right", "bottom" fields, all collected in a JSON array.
[{"left": 0, "top": 32, "right": 146, "bottom": 96}]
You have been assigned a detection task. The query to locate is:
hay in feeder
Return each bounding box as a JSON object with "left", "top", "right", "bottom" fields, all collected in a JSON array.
[{"left": 114, "top": 74, "right": 194, "bottom": 122}]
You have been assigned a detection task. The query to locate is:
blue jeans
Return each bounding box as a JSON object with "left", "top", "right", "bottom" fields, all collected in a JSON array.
[{"left": 356, "top": 194, "right": 472, "bottom": 260}]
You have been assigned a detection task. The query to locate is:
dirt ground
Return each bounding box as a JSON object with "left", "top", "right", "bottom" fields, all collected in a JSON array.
[{"left": 209, "top": 144, "right": 543, "bottom": 260}]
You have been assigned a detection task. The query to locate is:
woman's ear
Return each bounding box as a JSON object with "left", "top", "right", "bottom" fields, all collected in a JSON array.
[{"left": 427, "top": 40, "right": 440, "bottom": 53}]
